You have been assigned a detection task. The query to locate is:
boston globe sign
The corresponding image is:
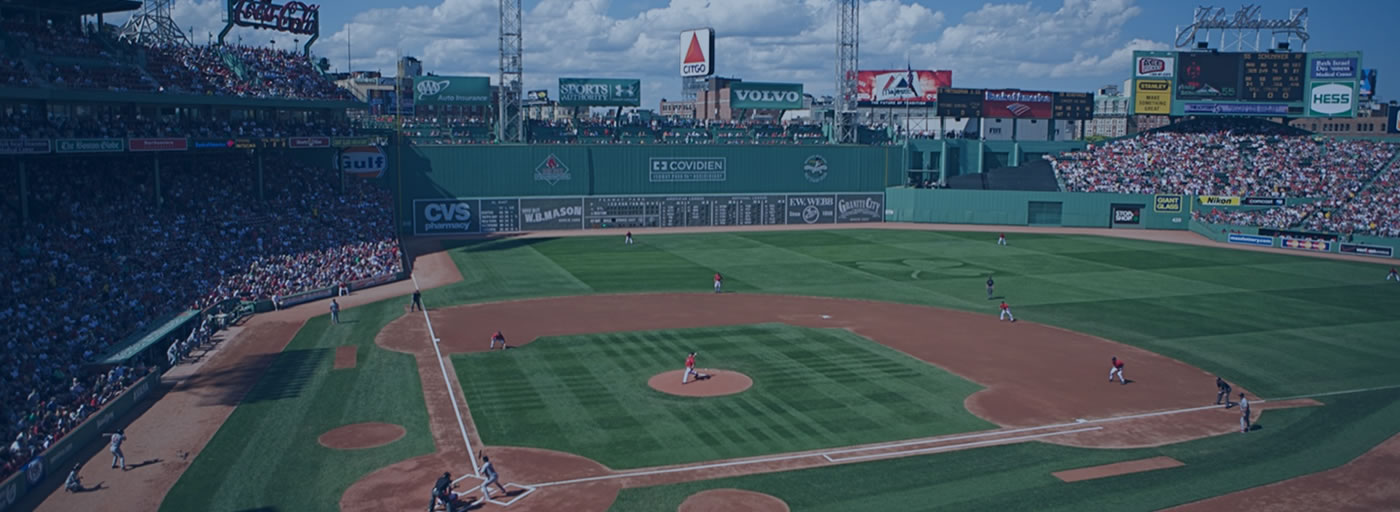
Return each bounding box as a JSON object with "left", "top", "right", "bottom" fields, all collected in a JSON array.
[
  {"left": 729, "top": 82, "right": 805, "bottom": 110},
  {"left": 414, "top": 76, "right": 491, "bottom": 105}
]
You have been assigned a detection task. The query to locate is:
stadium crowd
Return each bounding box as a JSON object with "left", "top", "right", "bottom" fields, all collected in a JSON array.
[
  {"left": 0, "top": 157, "right": 400, "bottom": 480},
  {"left": 0, "top": 110, "right": 357, "bottom": 140},
  {"left": 1052, "top": 119, "right": 1397, "bottom": 237}
]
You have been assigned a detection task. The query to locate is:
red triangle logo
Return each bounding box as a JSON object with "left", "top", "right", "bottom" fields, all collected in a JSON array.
[{"left": 683, "top": 33, "right": 706, "bottom": 64}]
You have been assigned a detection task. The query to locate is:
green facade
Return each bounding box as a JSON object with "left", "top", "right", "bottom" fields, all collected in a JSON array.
[{"left": 884, "top": 188, "right": 1189, "bottom": 229}]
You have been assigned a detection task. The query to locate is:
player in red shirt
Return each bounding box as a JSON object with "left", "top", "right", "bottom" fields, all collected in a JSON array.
[
  {"left": 999, "top": 301, "right": 1014, "bottom": 322},
  {"left": 682, "top": 352, "right": 699, "bottom": 384},
  {"left": 489, "top": 331, "right": 507, "bottom": 350},
  {"left": 625, "top": 231, "right": 634, "bottom": 245},
  {"left": 713, "top": 273, "right": 723, "bottom": 293},
  {"left": 997, "top": 233, "right": 1007, "bottom": 246},
  {"left": 1387, "top": 267, "right": 1398, "bottom": 282},
  {"left": 1109, "top": 356, "right": 1126, "bottom": 385}
]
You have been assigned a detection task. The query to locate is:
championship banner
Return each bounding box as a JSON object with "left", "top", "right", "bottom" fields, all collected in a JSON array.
[
  {"left": 1340, "top": 243, "right": 1393, "bottom": 258},
  {"left": 856, "top": 70, "right": 951, "bottom": 106},
  {"left": 0, "top": 139, "right": 51, "bottom": 155},
  {"left": 1154, "top": 194, "right": 1183, "bottom": 213},
  {"left": 128, "top": 137, "right": 188, "bottom": 152},
  {"left": 414, "top": 76, "right": 491, "bottom": 105},
  {"left": 729, "top": 82, "right": 804, "bottom": 110},
  {"left": 288, "top": 136, "right": 330, "bottom": 149},
  {"left": 1134, "top": 80, "right": 1172, "bottom": 115},
  {"left": 1198, "top": 195, "right": 1241, "bottom": 206},
  {"left": 1282, "top": 237, "right": 1332, "bottom": 252},
  {"left": 55, "top": 138, "right": 124, "bottom": 154},
  {"left": 981, "top": 89, "right": 1053, "bottom": 119},
  {"left": 558, "top": 78, "right": 641, "bottom": 107}
]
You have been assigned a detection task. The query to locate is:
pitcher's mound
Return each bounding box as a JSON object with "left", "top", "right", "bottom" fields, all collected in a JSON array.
[
  {"left": 679, "top": 488, "right": 789, "bottom": 512},
  {"left": 649, "top": 369, "right": 753, "bottom": 397},
  {"left": 318, "top": 422, "right": 406, "bottom": 450}
]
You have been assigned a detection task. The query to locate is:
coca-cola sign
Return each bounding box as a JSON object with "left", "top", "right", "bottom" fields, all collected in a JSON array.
[{"left": 230, "top": 0, "right": 319, "bottom": 36}]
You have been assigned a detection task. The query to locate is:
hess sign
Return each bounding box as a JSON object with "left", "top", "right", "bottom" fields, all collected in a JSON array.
[{"left": 230, "top": 0, "right": 320, "bottom": 36}]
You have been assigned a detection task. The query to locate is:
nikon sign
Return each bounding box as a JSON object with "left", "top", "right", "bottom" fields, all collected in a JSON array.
[
  {"left": 730, "top": 82, "right": 804, "bottom": 110},
  {"left": 414, "top": 76, "right": 491, "bottom": 105},
  {"left": 1308, "top": 81, "right": 1355, "bottom": 117},
  {"left": 557, "top": 78, "right": 641, "bottom": 107}
]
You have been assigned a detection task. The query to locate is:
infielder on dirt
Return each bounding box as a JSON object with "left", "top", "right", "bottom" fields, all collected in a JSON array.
[
  {"left": 103, "top": 429, "right": 127, "bottom": 470},
  {"left": 1215, "top": 377, "right": 1233, "bottom": 407},
  {"left": 489, "top": 331, "right": 507, "bottom": 350},
  {"left": 478, "top": 454, "right": 509, "bottom": 501},
  {"left": 999, "top": 301, "right": 1014, "bottom": 322},
  {"left": 1109, "top": 357, "right": 1126, "bottom": 385}
]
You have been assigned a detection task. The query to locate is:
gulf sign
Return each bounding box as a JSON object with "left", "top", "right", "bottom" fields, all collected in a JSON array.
[
  {"left": 680, "top": 28, "right": 715, "bottom": 77},
  {"left": 338, "top": 146, "right": 387, "bottom": 178},
  {"left": 981, "top": 89, "right": 1053, "bottom": 119}
]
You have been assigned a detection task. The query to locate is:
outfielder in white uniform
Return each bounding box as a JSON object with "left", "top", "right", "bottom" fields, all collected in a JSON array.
[{"left": 105, "top": 429, "right": 127, "bottom": 470}]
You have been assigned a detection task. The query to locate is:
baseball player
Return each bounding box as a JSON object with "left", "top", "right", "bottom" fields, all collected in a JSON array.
[
  {"left": 1388, "top": 267, "right": 1398, "bottom": 282},
  {"left": 999, "top": 301, "right": 1014, "bottom": 322},
  {"left": 997, "top": 232, "right": 1007, "bottom": 246},
  {"left": 1108, "top": 357, "right": 1126, "bottom": 385},
  {"left": 104, "top": 429, "right": 127, "bottom": 470},
  {"left": 489, "top": 331, "right": 507, "bottom": 350},
  {"left": 986, "top": 276, "right": 995, "bottom": 299},
  {"left": 625, "top": 231, "right": 634, "bottom": 245},
  {"left": 429, "top": 471, "right": 455, "bottom": 512},
  {"left": 1239, "top": 393, "right": 1252, "bottom": 433},
  {"left": 64, "top": 464, "right": 83, "bottom": 493},
  {"left": 330, "top": 299, "right": 341, "bottom": 324},
  {"left": 411, "top": 289, "right": 424, "bottom": 312},
  {"left": 682, "top": 352, "right": 699, "bottom": 384},
  {"left": 713, "top": 273, "right": 723, "bottom": 294},
  {"left": 478, "top": 454, "right": 509, "bottom": 501},
  {"left": 1215, "top": 377, "right": 1233, "bottom": 407}
]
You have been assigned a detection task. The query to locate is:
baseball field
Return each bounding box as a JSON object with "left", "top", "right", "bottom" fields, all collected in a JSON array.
[{"left": 45, "top": 226, "right": 1400, "bottom": 511}]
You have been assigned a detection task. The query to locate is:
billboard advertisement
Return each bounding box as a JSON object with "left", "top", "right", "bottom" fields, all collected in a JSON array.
[
  {"left": 0, "top": 139, "right": 52, "bottom": 155},
  {"left": 981, "top": 89, "right": 1053, "bottom": 119},
  {"left": 1308, "top": 81, "right": 1356, "bottom": 117},
  {"left": 1360, "top": 69, "right": 1377, "bottom": 97},
  {"left": 128, "top": 137, "right": 187, "bottom": 152},
  {"left": 338, "top": 146, "right": 387, "bottom": 179},
  {"left": 1176, "top": 52, "right": 1241, "bottom": 100},
  {"left": 680, "top": 28, "right": 715, "bottom": 77},
  {"left": 1135, "top": 55, "right": 1175, "bottom": 78},
  {"left": 1389, "top": 107, "right": 1400, "bottom": 134},
  {"left": 730, "top": 82, "right": 804, "bottom": 110},
  {"left": 1310, "top": 57, "right": 1357, "bottom": 79},
  {"left": 558, "top": 78, "right": 641, "bottom": 107},
  {"left": 414, "top": 76, "right": 491, "bottom": 105},
  {"left": 856, "top": 70, "right": 952, "bottom": 105},
  {"left": 1135, "top": 80, "right": 1173, "bottom": 115}
]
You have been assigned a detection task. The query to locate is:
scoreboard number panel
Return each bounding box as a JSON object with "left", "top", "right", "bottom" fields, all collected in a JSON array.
[{"left": 1241, "top": 52, "right": 1305, "bottom": 101}]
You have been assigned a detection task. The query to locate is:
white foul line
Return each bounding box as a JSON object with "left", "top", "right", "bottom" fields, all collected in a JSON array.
[
  {"left": 415, "top": 274, "right": 481, "bottom": 474},
  {"left": 524, "top": 382, "right": 1400, "bottom": 489}
]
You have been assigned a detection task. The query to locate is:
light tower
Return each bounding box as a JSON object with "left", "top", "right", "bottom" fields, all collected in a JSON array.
[
  {"left": 118, "top": 0, "right": 191, "bottom": 48},
  {"left": 835, "top": 0, "right": 859, "bottom": 144},
  {"left": 498, "top": 0, "right": 524, "bottom": 143}
]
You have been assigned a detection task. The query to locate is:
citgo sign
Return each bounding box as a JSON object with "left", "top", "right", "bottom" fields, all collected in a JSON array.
[{"left": 338, "top": 146, "right": 387, "bottom": 178}]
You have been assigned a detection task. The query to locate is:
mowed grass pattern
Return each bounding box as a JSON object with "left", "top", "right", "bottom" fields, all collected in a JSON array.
[
  {"left": 454, "top": 324, "right": 992, "bottom": 469},
  {"left": 443, "top": 230, "right": 1400, "bottom": 399}
]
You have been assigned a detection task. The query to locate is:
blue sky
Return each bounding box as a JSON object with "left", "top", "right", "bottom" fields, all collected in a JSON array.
[{"left": 147, "top": 0, "right": 1395, "bottom": 107}]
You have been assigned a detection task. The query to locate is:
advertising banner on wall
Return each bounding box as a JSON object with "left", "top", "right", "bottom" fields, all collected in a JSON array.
[
  {"left": 1135, "top": 55, "right": 1175, "bottom": 78},
  {"left": 1134, "top": 80, "right": 1173, "bottom": 115},
  {"left": 520, "top": 198, "right": 585, "bottom": 230},
  {"left": 56, "top": 138, "right": 124, "bottom": 153},
  {"left": 558, "top": 78, "right": 641, "bottom": 107},
  {"left": 649, "top": 157, "right": 727, "bottom": 183},
  {"left": 1310, "top": 57, "right": 1357, "bottom": 79},
  {"left": 1307, "top": 81, "right": 1356, "bottom": 117},
  {"left": 413, "top": 199, "right": 478, "bottom": 235},
  {"left": 1111, "top": 205, "right": 1143, "bottom": 225},
  {"left": 0, "top": 139, "right": 52, "bottom": 154},
  {"left": 1282, "top": 237, "right": 1332, "bottom": 252},
  {"left": 128, "top": 137, "right": 188, "bottom": 152},
  {"left": 856, "top": 70, "right": 952, "bottom": 106},
  {"left": 981, "top": 89, "right": 1053, "bottom": 119},
  {"left": 1198, "top": 195, "right": 1241, "bottom": 206},
  {"left": 1339, "top": 243, "right": 1393, "bottom": 257},
  {"left": 1243, "top": 197, "right": 1287, "bottom": 207},
  {"left": 1154, "top": 194, "right": 1183, "bottom": 213},
  {"left": 729, "top": 82, "right": 804, "bottom": 110},
  {"left": 287, "top": 136, "right": 330, "bottom": 149},
  {"left": 835, "top": 193, "right": 884, "bottom": 223},
  {"left": 1228, "top": 233, "right": 1274, "bottom": 246},
  {"left": 338, "top": 146, "right": 388, "bottom": 179},
  {"left": 414, "top": 76, "right": 491, "bottom": 105}
]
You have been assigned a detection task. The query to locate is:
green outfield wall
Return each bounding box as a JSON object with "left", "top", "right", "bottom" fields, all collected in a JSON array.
[{"left": 883, "top": 188, "right": 1189, "bottom": 229}]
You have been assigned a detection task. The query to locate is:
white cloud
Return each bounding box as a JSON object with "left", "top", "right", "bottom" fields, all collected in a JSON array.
[{"left": 118, "top": 0, "right": 1166, "bottom": 107}]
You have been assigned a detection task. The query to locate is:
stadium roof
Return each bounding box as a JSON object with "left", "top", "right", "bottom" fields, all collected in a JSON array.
[{"left": 2, "top": 0, "right": 141, "bottom": 15}]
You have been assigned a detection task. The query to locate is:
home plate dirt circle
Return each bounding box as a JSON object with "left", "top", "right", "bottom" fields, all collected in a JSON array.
[
  {"left": 678, "top": 488, "right": 790, "bottom": 512},
  {"left": 317, "top": 422, "right": 406, "bottom": 450},
  {"left": 649, "top": 369, "right": 753, "bottom": 397}
]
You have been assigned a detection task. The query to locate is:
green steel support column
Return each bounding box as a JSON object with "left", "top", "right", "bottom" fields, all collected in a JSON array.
[
  {"left": 19, "top": 160, "right": 29, "bottom": 225},
  {"left": 257, "top": 150, "right": 265, "bottom": 202},
  {"left": 1011, "top": 142, "right": 1021, "bottom": 167},
  {"left": 938, "top": 140, "right": 949, "bottom": 184}
]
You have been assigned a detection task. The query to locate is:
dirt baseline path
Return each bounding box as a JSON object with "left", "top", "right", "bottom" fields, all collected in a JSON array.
[{"left": 353, "top": 292, "right": 1292, "bottom": 511}]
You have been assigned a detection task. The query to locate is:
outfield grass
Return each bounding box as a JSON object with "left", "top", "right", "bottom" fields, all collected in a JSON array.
[
  {"left": 454, "top": 324, "right": 993, "bottom": 469},
  {"left": 161, "top": 229, "right": 1400, "bottom": 511},
  {"left": 607, "top": 389, "right": 1400, "bottom": 511}
]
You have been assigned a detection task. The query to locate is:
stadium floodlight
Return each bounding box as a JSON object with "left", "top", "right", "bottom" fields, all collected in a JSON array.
[{"left": 118, "top": 0, "right": 191, "bottom": 48}]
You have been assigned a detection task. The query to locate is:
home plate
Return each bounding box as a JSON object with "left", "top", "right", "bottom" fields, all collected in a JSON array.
[
  {"left": 1075, "top": 418, "right": 1087, "bottom": 423},
  {"left": 821, "top": 314, "right": 832, "bottom": 319}
]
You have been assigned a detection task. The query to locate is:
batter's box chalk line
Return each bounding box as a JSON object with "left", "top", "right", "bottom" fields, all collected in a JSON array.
[{"left": 487, "top": 483, "right": 537, "bottom": 507}]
